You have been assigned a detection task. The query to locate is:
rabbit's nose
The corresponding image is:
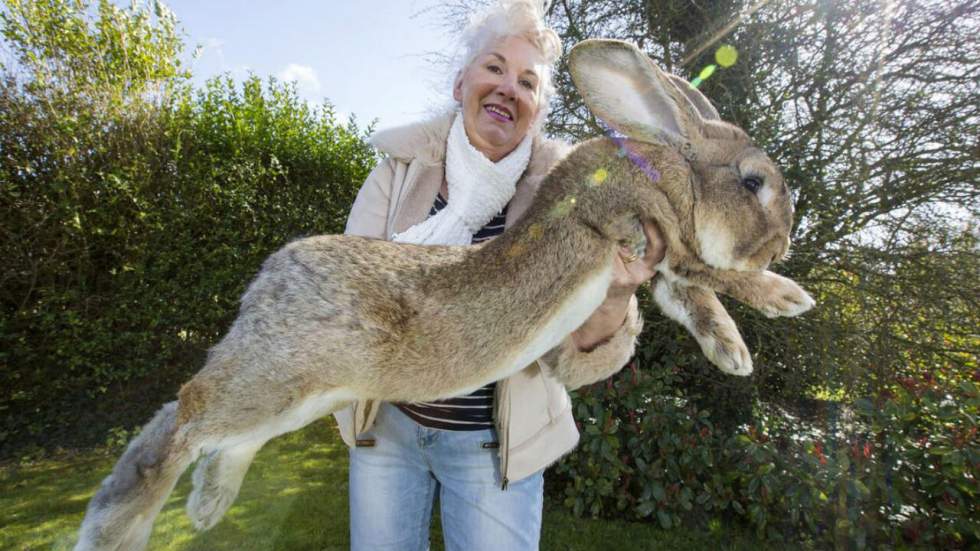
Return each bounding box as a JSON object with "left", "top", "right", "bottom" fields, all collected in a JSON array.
[{"left": 771, "top": 236, "right": 790, "bottom": 264}]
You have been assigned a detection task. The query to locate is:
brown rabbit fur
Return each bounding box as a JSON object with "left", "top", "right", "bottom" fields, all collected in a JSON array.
[{"left": 73, "top": 39, "right": 813, "bottom": 551}]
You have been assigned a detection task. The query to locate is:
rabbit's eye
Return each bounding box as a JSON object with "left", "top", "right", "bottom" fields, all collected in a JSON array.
[{"left": 741, "top": 176, "right": 763, "bottom": 193}]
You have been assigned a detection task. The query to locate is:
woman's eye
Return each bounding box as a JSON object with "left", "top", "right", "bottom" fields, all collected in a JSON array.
[
  {"left": 741, "top": 176, "right": 763, "bottom": 193},
  {"left": 520, "top": 79, "right": 535, "bottom": 90},
  {"left": 486, "top": 64, "right": 502, "bottom": 74}
]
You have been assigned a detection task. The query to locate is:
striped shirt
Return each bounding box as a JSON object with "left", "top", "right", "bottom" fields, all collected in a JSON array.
[{"left": 396, "top": 191, "right": 507, "bottom": 430}]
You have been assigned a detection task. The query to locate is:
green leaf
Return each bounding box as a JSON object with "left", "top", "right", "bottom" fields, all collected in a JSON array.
[
  {"left": 657, "top": 510, "right": 672, "bottom": 529},
  {"left": 652, "top": 482, "right": 666, "bottom": 502}
]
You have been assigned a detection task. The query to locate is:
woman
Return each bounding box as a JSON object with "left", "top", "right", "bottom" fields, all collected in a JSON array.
[{"left": 334, "top": 1, "right": 664, "bottom": 549}]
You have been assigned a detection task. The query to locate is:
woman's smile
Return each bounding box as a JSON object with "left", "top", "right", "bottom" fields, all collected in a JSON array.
[{"left": 483, "top": 103, "right": 514, "bottom": 122}]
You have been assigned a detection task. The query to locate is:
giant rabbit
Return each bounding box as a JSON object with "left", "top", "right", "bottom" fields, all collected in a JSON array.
[{"left": 74, "top": 39, "right": 814, "bottom": 551}]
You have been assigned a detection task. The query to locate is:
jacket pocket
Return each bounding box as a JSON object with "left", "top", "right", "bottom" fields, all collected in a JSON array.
[{"left": 505, "top": 363, "right": 555, "bottom": 447}]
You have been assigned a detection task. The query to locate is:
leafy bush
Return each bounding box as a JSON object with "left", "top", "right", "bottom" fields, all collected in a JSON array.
[
  {"left": 0, "top": 0, "right": 376, "bottom": 456},
  {"left": 554, "top": 342, "right": 980, "bottom": 549}
]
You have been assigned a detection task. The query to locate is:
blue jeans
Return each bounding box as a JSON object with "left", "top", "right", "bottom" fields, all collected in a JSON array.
[{"left": 348, "top": 402, "right": 544, "bottom": 551}]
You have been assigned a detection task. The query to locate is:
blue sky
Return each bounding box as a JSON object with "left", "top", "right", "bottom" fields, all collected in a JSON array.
[{"left": 166, "top": 1, "right": 458, "bottom": 130}]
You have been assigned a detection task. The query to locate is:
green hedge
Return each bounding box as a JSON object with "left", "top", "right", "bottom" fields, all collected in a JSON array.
[{"left": 0, "top": 71, "right": 376, "bottom": 455}]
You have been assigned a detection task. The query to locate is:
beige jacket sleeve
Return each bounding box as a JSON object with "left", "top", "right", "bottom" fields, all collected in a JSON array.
[
  {"left": 538, "top": 295, "right": 644, "bottom": 390},
  {"left": 345, "top": 158, "right": 396, "bottom": 239}
]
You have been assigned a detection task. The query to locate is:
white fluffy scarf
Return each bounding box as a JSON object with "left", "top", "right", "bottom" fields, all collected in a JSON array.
[{"left": 392, "top": 112, "right": 532, "bottom": 245}]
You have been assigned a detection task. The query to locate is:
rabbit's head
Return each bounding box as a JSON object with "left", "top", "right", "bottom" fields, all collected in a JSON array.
[{"left": 569, "top": 39, "right": 793, "bottom": 273}]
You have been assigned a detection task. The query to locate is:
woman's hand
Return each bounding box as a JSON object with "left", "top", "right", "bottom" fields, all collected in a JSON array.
[{"left": 571, "top": 220, "right": 666, "bottom": 351}]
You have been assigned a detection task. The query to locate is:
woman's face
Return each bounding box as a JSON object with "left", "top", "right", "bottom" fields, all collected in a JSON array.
[{"left": 454, "top": 35, "right": 545, "bottom": 162}]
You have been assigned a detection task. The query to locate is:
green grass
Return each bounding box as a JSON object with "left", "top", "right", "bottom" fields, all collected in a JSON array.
[{"left": 1, "top": 422, "right": 778, "bottom": 550}]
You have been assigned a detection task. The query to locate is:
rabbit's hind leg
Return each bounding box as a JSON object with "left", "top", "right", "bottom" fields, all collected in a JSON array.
[
  {"left": 187, "top": 438, "right": 264, "bottom": 530},
  {"left": 184, "top": 388, "right": 354, "bottom": 531}
]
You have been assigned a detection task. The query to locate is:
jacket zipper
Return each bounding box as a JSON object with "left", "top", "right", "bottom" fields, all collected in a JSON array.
[{"left": 498, "top": 379, "right": 511, "bottom": 491}]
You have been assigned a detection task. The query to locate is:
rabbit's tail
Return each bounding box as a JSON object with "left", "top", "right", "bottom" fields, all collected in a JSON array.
[{"left": 74, "top": 401, "right": 198, "bottom": 551}]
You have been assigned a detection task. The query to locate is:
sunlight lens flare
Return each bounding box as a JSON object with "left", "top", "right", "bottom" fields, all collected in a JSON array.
[
  {"left": 591, "top": 168, "right": 608, "bottom": 185},
  {"left": 715, "top": 44, "right": 738, "bottom": 67},
  {"left": 691, "top": 45, "right": 738, "bottom": 89}
]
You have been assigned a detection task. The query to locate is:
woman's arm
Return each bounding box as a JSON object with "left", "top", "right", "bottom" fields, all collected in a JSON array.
[
  {"left": 571, "top": 220, "right": 664, "bottom": 350},
  {"left": 541, "top": 221, "right": 665, "bottom": 389}
]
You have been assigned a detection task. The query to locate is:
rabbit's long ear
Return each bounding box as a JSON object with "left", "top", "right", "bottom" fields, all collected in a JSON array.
[
  {"left": 569, "top": 39, "right": 704, "bottom": 145},
  {"left": 665, "top": 74, "right": 720, "bottom": 121}
]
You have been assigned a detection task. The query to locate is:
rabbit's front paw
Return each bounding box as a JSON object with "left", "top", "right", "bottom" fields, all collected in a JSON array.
[
  {"left": 753, "top": 272, "right": 815, "bottom": 318},
  {"left": 695, "top": 323, "right": 753, "bottom": 376}
]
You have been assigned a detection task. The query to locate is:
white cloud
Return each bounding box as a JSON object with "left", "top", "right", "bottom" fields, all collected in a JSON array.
[
  {"left": 277, "top": 63, "right": 321, "bottom": 95},
  {"left": 196, "top": 37, "right": 226, "bottom": 64}
]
